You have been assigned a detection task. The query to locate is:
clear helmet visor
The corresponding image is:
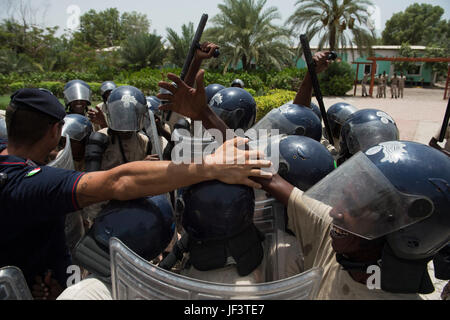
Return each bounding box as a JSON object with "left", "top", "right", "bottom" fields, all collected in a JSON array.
[
  {"left": 64, "top": 84, "right": 92, "bottom": 105},
  {"left": 304, "top": 152, "right": 434, "bottom": 240},
  {"left": 345, "top": 122, "right": 399, "bottom": 155},
  {"left": 250, "top": 105, "right": 301, "bottom": 137},
  {"left": 211, "top": 106, "right": 246, "bottom": 130},
  {"left": 106, "top": 99, "right": 145, "bottom": 132},
  {"left": 61, "top": 117, "right": 92, "bottom": 141}
]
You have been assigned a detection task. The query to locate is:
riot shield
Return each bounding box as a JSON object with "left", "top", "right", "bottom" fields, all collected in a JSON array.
[
  {"left": 47, "top": 134, "right": 75, "bottom": 170},
  {"left": 0, "top": 266, "right": 33, "bottom": 300},
  {"left": 110, "top": 237, "right": 322, "bottom": 300},
  {"left": 144, "top": 109, "right": 163, "bottom": 160}
]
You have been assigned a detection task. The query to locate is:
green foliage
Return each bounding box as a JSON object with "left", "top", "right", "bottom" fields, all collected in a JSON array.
[
  {"left": 382, "top": 3, "right": 449, "bottom": 47},
  {"left": 205, "top": 0, "right": 294, "bottom": 72},
  {"left": 120, "top": 33, "right": 166, "bottom": 70},
  {"left": 319, "top": 61, "right": 354, "bottom": 96},
  {"left": 288, "top": 0, "right": 376, "bottom": 56},
  {"left": 165, "top": 23, "right": 195, "bottom": 67},
  {"left": 254, "top": 89, "right": 296, "bottom": 121},
  {"left": 266, "top": 68, "right": 307, "bottom": 91}
]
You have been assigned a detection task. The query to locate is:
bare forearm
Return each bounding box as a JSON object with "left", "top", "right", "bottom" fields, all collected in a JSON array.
[
  {"left": 293, "top": 72, "right": 313, "bottom": 107},
  {"left": 252, "top": 174, "right": 294, "bottom": 206},
  {"left": 185, "top": 58, "right": 202, "bottom": 87},
  {"left": 77, "top": 161, "right": 212, "bottom": 207}
]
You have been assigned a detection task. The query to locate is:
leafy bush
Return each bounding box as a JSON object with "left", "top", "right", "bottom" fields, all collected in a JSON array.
[
  {"left": 254, "top": 89, "right": 296, "bottom": 121},
  {"left": 38, "top": 81, "right": 65, "bottom": 97},
  {"left": 319, "top": 62, "right": 354, "bottom": 96},
  {"left": 9, "top": 82, "right": 26, "bottom": 93}
]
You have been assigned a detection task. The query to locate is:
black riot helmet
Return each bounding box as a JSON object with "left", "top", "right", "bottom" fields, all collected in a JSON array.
[
  {"left": 93, "top": 197, "right": 175, "bottom": 261},
  {"left": 251, "top": 104, "right": 322, "bottom": 142},
  {"left": 209, "top": 87, "right": 256, "bottom": 131},
  {"left": 326, "top": 102, "right": 358, "bottom": 143},
  {"left": 231, "top": 79, "right": 245, "bottom": 88},
  {"left": 205, "top": 84, "right": 225, "bottom": 104},
  {"left": 339, "top": 109, "right": 399, "bottom": 161},
  {"left": 310, "top": 102, "right": 322, "bottom": 122},
  {"left": 305, "top": 141, "right": 450, "bottom": 293},
  {"left": 278, "top": 135, "right": 335, "bottom": 191},
  {"left": 106, "top": 86, "right": 147, "bottom": 132},
  {"left": 180, "top": 181, "right": 264, "bottom": 276}
]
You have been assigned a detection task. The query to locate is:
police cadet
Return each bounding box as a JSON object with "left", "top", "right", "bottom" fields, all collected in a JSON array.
[
  {"left": 205, "top": 84, "right": 225, "bottom": 104},
  {"left": 390, "top": 73, "right": 399, "bottom": 99},
  {"left": 88, "top": 81, "right": 117, "bottom": 132},
  {"left": 337, "top": 108, "right": 399, "bottom": 165},
  {"left": 0, "top": 88, "right": 271, "bottom": 299},
  {"left": 158, "top": 52, "right": 449, "bottom": 299},
  {"left": 63, "top": 80, "right": 92, "bottom": 116},
  {"left": 398, "top": 72, "right": 406, "bottom": 99},
  {"left": 376, "top": 74, "right": 382, "bottom": 98},
  {"left": 326, "top": 102, "right": 358, "bottom": 154},
  {"left": 95, "top": 86, "right": 152, "bottom": 170},
  {"left": 381, "top": 71, "right": 387, "bottom": 98}
]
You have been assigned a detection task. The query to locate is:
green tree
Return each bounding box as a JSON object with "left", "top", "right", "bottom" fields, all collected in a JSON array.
[
  {"left": 74, "top": 8, "right": 151, "bottom": 49},
  {"left": 120, "top": 33, "right": 166, "bottom": 70},
  {"left": 392, "top": 43, "right": 418, "bottom": 74},
  {"left": 205, "top": 0, "right": 294, "bottom": 72},
  {"left": 382, "top": 3, "right": 449, "bottom": 46},
  {"left": 165, "top": 23, "right": 195, "bottom": 67},
  {"left": 288, "top": 0, "right": 376, "bottom": 55}
]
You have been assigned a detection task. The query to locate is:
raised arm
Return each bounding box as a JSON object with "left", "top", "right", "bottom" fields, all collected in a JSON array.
[
  {"left": 184, "top": 42, "right": 220, "bottom": 87},
  {"left": 76, "top": 137, "right": 272, "bottom": 208},
  {"left": 293, "top": 51, "right": 332, "bottom": 107}
]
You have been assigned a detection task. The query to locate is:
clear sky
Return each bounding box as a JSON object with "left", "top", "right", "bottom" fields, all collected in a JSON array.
[{"left": 1, "top": 0, "right": 449, "bottom": 41}]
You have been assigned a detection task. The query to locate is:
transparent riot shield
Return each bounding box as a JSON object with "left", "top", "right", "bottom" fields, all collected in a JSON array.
[
  {"left": 110, "top": 237, "right": 322, "bottom": 300},
  {"left": 144, "top": 109, "right": 163, "bottom": 160},
  {"left": 47, "top": 134, "right": 75, "bottom": 170},
  {"left": 0, "top": 266, "right": 33, "bottom": 300}
]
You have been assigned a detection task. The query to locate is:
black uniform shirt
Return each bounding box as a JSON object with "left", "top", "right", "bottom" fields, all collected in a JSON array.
[{"left": 0, "top": 145, "right": 85, "bottom": 287}]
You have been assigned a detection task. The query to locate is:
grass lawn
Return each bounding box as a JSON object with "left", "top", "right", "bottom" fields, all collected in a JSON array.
[{"left": 0, "top": 94, "right": 101, "bottom": 110}]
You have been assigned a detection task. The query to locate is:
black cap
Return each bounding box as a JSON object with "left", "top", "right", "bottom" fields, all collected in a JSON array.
[{"left": 10, "top": 88, "right": 66, "bottom": 121}]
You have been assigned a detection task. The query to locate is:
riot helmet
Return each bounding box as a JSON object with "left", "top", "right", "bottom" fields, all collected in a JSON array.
[
  {"left": 181, "top": 181, "right": 264, "bottom": 276},
  {"left": 278, "top": 135, "right": 335, "bottom": 191},
  {"left": 205, "top": 84, "right": 225, "bottom": 104},
  {"left": 327, "top": 102, "right": 358, "bottom": 144},
  {"left": 304, "top": 141, "right": 450, "bottom": 293},
  {"left": 100, "top": 81, "right": 117, "bottom": 102},
  {"left": 231, "top": 79, "right": 245, "bottom": 88},
  {"left": 209, "top": 87, "right": 256, "bottom": 131},
  {"left": 310, "top": 102, "right": 322, "bottom": 122},
  {"left": 146, "top": 96, "right": 161, "bottom": 114},
  {"left": 250, "top": 104, "right": 322, "bottom": 142},
  {"left": 61, "top": 114, "right": 93, "bottom": 142},
  {"left": 63, "top": 80, "right": 92, "bottom": 112},
  {"left": 339, "top": 109, "right": 399, "bottom": 160},
  {"left": 93, "top": 197, "right": 175, "bottom": 262},
  {"left": 0, "top": 117, "right": 6, "bottom": 140},
  {"left": 106, "top": 86, "right": 147, "bottom": 132}
]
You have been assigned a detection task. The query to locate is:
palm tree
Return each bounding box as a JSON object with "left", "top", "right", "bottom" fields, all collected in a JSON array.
[
  {"left": 120, "top": 33, "right": 166, "bottom": 70},
  {"left": 288, "top": 0, "right": 376, "bottom": 56},
  {"left": 205, "top": 0, "right": 294, "bottom": 72},
  {"left": 165, "top": 23, "right": 195, "bottom": 67}
]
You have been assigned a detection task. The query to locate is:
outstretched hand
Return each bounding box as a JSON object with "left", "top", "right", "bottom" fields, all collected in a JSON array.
[
  {"left": 157, "top": 70, "right": 209, "bottom": 121},
  {"left": 205, "top": 136, "right": 273, "bottom": 189}
]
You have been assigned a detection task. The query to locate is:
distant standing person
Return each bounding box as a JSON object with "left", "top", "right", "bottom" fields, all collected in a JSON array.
[
  {"left": 381, "top": 71, "right": 387, "bottom": 98},
  {"left": 376, "top": 74, "right": 382, "bottom": 98},
  {"left": 390, "top": 73, "right": 399, "bottom": 99},
  {"left": 361, "top": 73, "right": 369, "bottom": 97},
  {"left": 398, "top": 72, "right": 406, "bottom": 99}
]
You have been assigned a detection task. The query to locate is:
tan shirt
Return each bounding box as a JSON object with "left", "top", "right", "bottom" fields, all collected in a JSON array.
[
  {"left": 93, "top": 102, "right": 108, "bottom": 132},
  {"left": 287, "top": 188, "right": 422, "bottom": 300},
  {"left": 398, "top": 76, "right": 406, "bottom": 88},
  {"left": 98, "top": 128, "right": 150, "bottom": 170},
  {"left": 391, "top": 77, "right": 399, "bottom": 87}
]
